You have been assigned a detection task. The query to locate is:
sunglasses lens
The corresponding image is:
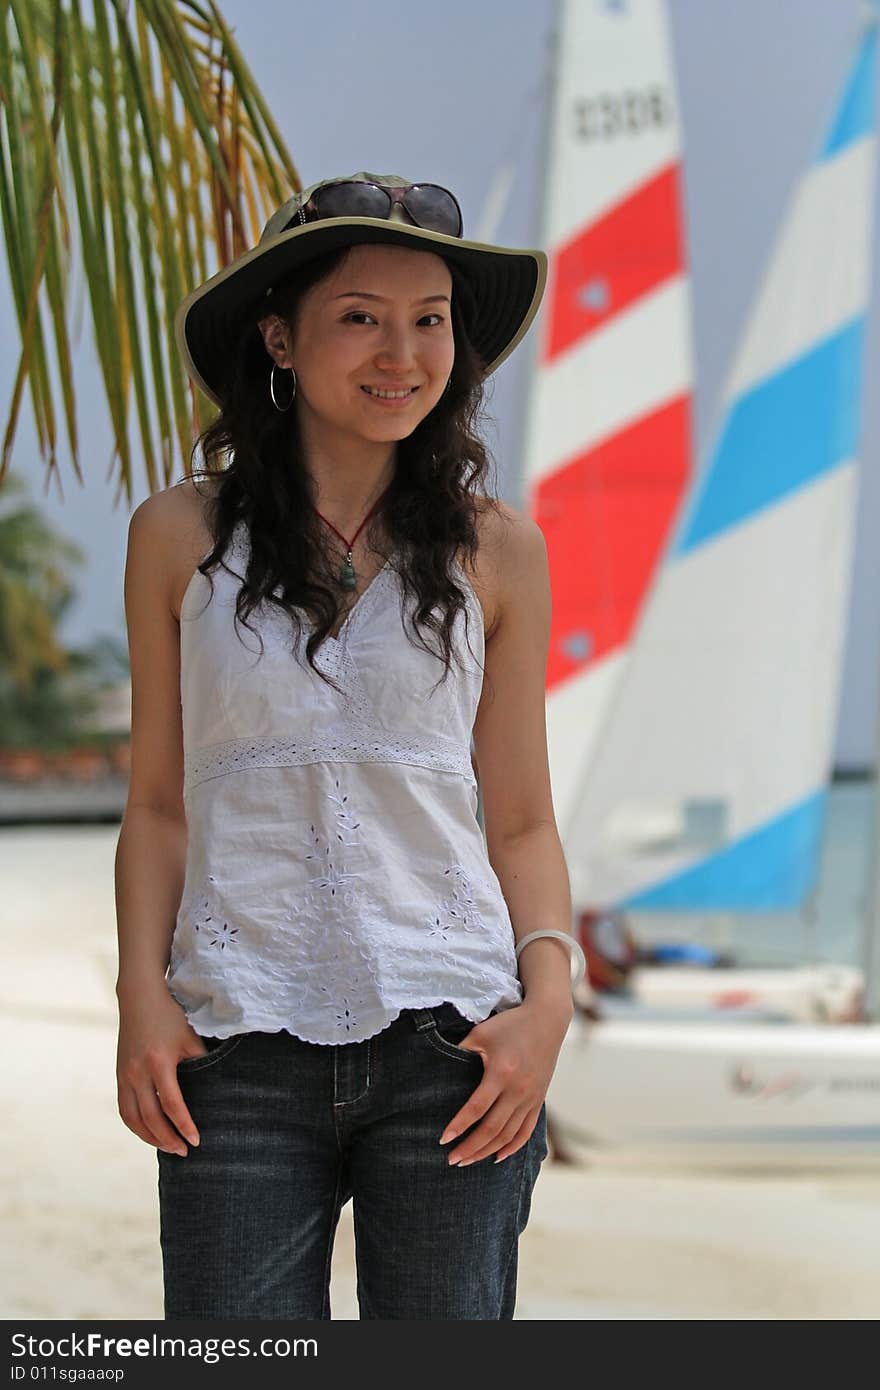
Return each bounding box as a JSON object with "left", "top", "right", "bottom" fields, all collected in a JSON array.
[
  {"left": 405, "top": 185, "right": 462, "bottom": 236},
  {"left": 312, "top": 183, "right": 390, "bottom": 220},
  {"left": 309, "top": 182, "right": 462, "bottom": 236}
]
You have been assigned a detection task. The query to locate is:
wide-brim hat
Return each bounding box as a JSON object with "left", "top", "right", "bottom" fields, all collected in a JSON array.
[{"left": 175, "top": 171, "right": 548, "bottom": 408}]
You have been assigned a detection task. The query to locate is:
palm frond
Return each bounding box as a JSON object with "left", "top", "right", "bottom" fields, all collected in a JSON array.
[{"left": 0, "top": 0, "right": 301, "bottom": 499}]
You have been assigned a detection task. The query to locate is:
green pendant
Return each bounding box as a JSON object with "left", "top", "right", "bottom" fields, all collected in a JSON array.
[{"left": 339, "top": 553, "right": 358, "bottom": 590}]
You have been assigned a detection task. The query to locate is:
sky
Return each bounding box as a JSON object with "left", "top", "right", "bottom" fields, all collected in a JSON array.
[{"left": 1, "top": 0, "right": 877, "bottom": 768}]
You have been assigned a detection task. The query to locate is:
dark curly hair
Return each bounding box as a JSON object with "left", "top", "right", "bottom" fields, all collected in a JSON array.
[{"left": 183, "top": 241, "right": 509, "bottom": 700}]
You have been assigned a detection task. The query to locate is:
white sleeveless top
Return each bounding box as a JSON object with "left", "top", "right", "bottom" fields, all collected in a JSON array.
[{"left": 166, "top": 518, "right": 524, "bottom": 1044}]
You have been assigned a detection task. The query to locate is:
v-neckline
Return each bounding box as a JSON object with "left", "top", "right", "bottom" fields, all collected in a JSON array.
[
  {"left": 233, "top": 521, "right": 397, "bottom": 648},
  {"left": 322, "top": 553, "right": 396, "bottom": 645}
]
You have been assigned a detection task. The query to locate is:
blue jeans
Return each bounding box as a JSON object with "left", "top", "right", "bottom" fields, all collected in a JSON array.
[{"left": 157, "top": 1002, "right": 548, "bottom": 1320}]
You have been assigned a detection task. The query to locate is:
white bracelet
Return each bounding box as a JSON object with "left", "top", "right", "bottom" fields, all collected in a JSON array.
[{"left": 514, "top": 929, "right": 587, "bottom": 986}]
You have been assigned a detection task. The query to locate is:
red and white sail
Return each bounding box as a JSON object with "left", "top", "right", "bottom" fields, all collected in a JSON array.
[{"left": 521, "top": 0, "right": 694, "bottom": 835}]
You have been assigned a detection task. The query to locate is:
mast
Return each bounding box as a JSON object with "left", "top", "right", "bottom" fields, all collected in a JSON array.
[
  {"left": 475, "top": 2, "right": 558, "bottom": 839},
  {"left": 512, "top": 0, "right": 559, "bottom": 511}
]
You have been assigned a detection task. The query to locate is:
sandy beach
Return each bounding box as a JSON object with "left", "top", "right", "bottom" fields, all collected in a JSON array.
[{"left": 4, "top": 824, "right": 880, "bottom": 1320}]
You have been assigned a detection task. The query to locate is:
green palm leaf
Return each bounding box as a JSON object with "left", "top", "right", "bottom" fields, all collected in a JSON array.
[{"left": 0, "top": 0, "right": 301, "bottom": 498}]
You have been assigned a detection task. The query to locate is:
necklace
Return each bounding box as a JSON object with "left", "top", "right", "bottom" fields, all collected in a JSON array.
[{"left": 311, "top": 486, "right": 393, "bottom": 591}]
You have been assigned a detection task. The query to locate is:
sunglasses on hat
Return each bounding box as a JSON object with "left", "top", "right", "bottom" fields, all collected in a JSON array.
[{"left": 289, "top": 180, "right": 464, "bottom": 239}]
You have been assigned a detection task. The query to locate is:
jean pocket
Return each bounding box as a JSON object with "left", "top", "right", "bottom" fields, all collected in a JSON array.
[
  {"left": 176, "top": 1033, "right": 244, "bottom": 1074},
  {"left": 423, "top": 1006, "right": 484, "bottom": 1065},
  {"left": 533, "top": 1100, "right": 549, "bottom": 1164}
]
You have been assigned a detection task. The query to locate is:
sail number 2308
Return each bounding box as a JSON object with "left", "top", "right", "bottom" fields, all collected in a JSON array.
[{"left": 573, "top": 86, "right": 671, "bottom": 143}]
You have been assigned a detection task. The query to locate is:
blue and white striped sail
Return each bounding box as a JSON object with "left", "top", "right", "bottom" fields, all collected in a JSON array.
[{"left": 561, "top": 15, "right": 877, "bottom": 911}]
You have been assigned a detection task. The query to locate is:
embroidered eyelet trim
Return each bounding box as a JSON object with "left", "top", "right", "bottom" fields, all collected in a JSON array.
[
  {"left": 303, "top": 778, "right": 363, "bottom": 895},
  {"left": 426, "top": 863, "right": 491, "bottom": 939},
  {"left": 190, "top": 874, "right": 239, "bottom": 949},
  {"left": 184, "top": 730, "right": 476, "bottom": 792}
]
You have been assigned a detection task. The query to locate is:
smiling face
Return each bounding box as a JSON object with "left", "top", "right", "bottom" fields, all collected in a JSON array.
[{"left": 258, "top": 242, "right": 455, "bottom": 451}]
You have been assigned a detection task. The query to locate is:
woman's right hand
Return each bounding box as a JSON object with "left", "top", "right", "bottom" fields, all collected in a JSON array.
[{"left": 116, "top": 985, "right": 207, "bottom": 1157}]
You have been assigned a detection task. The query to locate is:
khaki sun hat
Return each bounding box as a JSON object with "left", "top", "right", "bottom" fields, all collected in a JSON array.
[{"left": 175, "top": 171, "right": 548, "bottom": 409}]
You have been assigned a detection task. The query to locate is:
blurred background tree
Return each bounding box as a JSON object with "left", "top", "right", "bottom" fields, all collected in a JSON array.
[{"left": 0, "top": 469, "right": 122, "bottom": 749}]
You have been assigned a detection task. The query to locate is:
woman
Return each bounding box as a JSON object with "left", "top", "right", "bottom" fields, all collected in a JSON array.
[{"left": 114, "top": 171, "right": 585, "bottom": 1320}]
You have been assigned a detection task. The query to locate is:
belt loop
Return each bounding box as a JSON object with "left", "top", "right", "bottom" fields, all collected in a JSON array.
[{"left": 410, "top": 1008, "right": 437, "bottom": 1033}]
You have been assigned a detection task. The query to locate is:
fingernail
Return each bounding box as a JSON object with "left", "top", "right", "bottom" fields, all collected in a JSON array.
[
  {"left": 188, "top": 1135, "right": 200, "bottom": 1146},
  {"left": 456, "top": 1157, "right": 474, "bottom": 1167},
  {"left": 439, "top": 1130, "right": 458, "bottom": 1145}
]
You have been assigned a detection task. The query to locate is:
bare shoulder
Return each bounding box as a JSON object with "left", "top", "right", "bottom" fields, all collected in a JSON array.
[
  {"left": 462, "top": 498, "right": 545, "bottom": 642},
  {"left": 129, "top": 473, "right": 222, "bottom": 623}
]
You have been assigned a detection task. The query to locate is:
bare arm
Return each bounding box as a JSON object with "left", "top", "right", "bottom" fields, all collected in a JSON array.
[
  {"left": 114, "top": 807, "right": 186, "bottom": 990},
  {"left": 435, "top": 508, "right": 574, "bottom": 1167},
  {"left": 472, "top": 506, "right": 574, "bottom": 1022},
  {"left": 114, "top": 495, "right": 188, "bottom": 999},
  {"left": 114, "top": 489, "right": 208, "bottom": 1159}
]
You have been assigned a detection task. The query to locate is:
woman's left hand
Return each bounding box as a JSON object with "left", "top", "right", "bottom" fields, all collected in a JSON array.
[{"left": 439, "top": 997, "right": 573, "bottom": 1165}]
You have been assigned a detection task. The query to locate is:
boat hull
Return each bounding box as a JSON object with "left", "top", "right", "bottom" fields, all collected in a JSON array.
[
  {"left": 547, "top": 1013, "right": 880, "bottom": 1169},
  {"left": 621, "top": 962, "right": 864, "bottom": 1023}
]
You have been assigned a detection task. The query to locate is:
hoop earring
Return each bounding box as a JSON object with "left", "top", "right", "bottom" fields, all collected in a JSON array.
[{"left": 270, "top": 363, "right": 296, "bottom": 412}]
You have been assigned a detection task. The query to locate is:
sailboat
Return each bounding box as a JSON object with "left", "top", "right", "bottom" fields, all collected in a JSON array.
[
  {"left": 513, "top": 0, "right": 810, "bottom": 1017},
  {"left": 525, "top": 0, "right": 873, "bottom": 1024},
  {"left": 520, "top": 1, "right": 880, "bottom": 1163},
  {"left": 581, "top": 3, "right": 876, "bottom": 1024}
]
